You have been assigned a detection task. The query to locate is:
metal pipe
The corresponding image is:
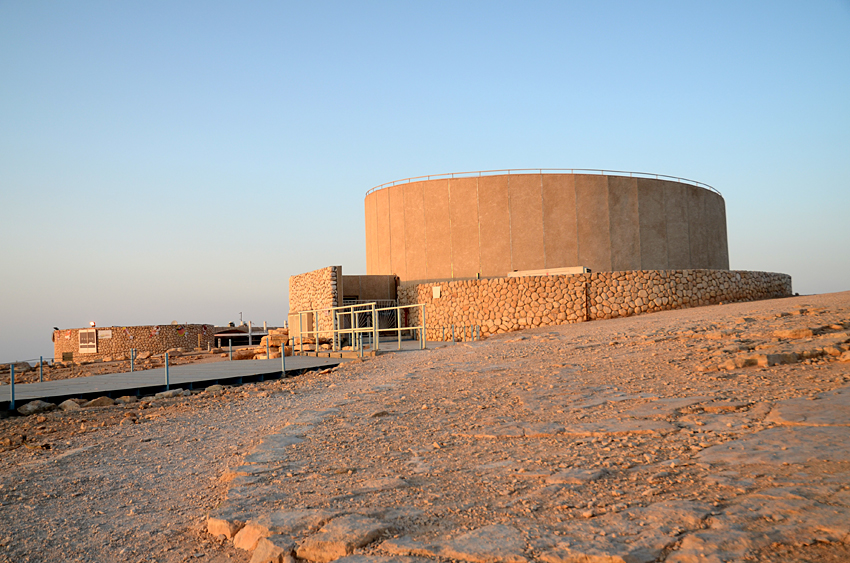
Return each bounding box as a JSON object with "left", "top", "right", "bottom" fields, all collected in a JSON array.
[
  {"left": 229, "top": 339, "right": 233, "bottom": 361},
  {"left": 165, "top": 352, "right": 170, "bottom": 390},
  {"left": 397, "top": 307, "right": 401, "bottom": 350},
  {"left": 9, "top": 365, "right": 14, "bottom": 411},
  {"left": 130, "top": 348, "right": 135, "bottom": 372},
  {"left": 421, "top": 305, "right": 427, "bottom": 350},
  {"left": 266, "top": 338, "right": 270, "bottom": 359},
  {"left": 452, "top": 325, "right": 455, "bottom": 343},
  {"left": 281, "top": 341, "right": 286, "bottom": 374},
  {"left": 373, "top": 303, "right": 379, "bottom": 352},
  {"left": 39, "top": 356, "right": 43, "bottom": 382},
  {"left": 366, "top": 169, "right": 720, "bottom": 197}
]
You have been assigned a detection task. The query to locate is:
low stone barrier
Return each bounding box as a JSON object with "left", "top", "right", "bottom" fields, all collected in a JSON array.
[{"left": 398, "top": 270, "right": 792, "bottom": 341}]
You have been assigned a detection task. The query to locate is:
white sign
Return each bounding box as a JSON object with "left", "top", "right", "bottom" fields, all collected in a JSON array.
[
  {"left": 98, "top": 330, "right": 113, "bottom": 340},
  {"left": 432, "top": 286, "right": 441, "bottom": 299}
]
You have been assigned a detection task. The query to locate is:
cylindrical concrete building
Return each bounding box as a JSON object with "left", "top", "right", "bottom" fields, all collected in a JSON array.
[{"left": 365, "top": 170, "right": 729, "bottom": 283}]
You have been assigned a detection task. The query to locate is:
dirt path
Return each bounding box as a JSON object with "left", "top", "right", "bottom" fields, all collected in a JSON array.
[{"left": 1, "top": 291, "right": 849, "bottom": 562}]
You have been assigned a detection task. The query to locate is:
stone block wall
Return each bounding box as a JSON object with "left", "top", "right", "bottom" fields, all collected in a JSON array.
[
  {"left": 398, "top": 270, "right": 792, "bottom": 341},
  {"left": 53, "top": 324, "right": 219, "bottom": 362},
  {"left": 288, "top": 266, "right": 342, "bottom": 338}
]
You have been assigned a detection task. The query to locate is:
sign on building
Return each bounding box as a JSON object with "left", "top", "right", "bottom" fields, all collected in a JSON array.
[
  {"left": 98, "top": 330, "right": 113, "bottom": 340},
  {"left": 79, "top": 329, "right": 97, "bottom": 354}
]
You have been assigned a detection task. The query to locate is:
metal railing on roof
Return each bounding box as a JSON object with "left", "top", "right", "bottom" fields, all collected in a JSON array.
[{"left": 366, "top": 168, "right": 720, "bottom": 196}]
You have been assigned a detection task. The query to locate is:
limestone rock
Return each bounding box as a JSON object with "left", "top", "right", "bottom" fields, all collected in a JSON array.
[
  {"left": 541, "top": 501, "right": 710, "bottom": 563},
  {"left": 59, "top": 399, "right": 82, "bottom": 411},
  {"left": 561, "top": 419, "right": 675, "bottom": 436},
  {"left": 155, "top": 389, "right": 183, "bottom": 399},
  {"left": 773, "top": 329, "right": 814, "bottom": 339},
  {"left": 296, "top": 514, "right": 389, "bottom": 563},
  {"left": 236, "top": 509, "right": 333, "bottom": 551},
  {"left": 546, "top": 468, "right": 607, "bottom": 484},
  {"left": 115, "top": 395, "right": 138, "bottom": 404},
  {"left": 353, "top": 477, "right": 408, "bottom": 494},
  {"left": 755, "top": 352, "right": 798, "bottom": 367},
  {"left": 335, "top": 558, "right": 431, "bottom": 563},
  {"left": 699, "top": 426, "right": 850, "bottom": 464},
  {"left": 17, "top": 400, "right": 55, "bottom": 416},
  {"left": 207, "top": 514, "right": 245, "bottom": 539},
  {"left": 764, "top": 387, "right": 850, "bottom": 427},
  {"left": 83, "top": 396, "right": 114, "bottom": 408},
  {"left": 251, "top": 535, "right": 295, "bottom": 563},
  {"left": 440, "top": 524, "right": 527, "bottom": 563},
  {"left": 232, "top": 349, "right": 255, "bottom": 361}
]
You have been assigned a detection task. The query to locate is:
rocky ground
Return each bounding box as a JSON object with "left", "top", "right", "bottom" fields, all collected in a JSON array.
[{"left": 1, "top": 291, "right": 849, "bottom": 563}]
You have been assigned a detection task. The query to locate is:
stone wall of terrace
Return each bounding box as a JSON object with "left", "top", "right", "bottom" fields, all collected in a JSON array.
[{"left": 398, "top": 270, "right": 792, "bottom": 341}]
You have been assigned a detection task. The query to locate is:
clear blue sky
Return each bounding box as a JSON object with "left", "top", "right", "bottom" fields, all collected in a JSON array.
[{"left": 2, "top": 1, "right": 849, "bottom": 362}]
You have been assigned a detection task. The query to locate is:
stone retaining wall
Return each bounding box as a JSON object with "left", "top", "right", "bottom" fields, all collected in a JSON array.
[
  {"left": 398, "top": 270, "right": 792, "bottom": 341},
  {"left": 288, "top": 266, "right": 342, "bottom": 338},
  {"left": 53, "top": 324, "right": 219, "bottom": 362}
]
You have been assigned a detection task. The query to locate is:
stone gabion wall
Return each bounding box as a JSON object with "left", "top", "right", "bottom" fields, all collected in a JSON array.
[
  {"left": 399, "top": 270, "right": 792, "bottom": 341},
  {"left": 53, "top": 324, "right": 219, "bottom": 362},
  {"left": 288, "top": 266, "right": 341, "bottom": 337}
]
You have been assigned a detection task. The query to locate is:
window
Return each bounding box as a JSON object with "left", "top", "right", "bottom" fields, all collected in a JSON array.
[{"left": 79, "top": 329, "right": 97, "bottom": 354}]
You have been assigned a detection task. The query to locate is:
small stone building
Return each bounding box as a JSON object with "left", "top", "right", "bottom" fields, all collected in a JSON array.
[{"left": 53, "top": 324, "right": 221, "bottom": 362}]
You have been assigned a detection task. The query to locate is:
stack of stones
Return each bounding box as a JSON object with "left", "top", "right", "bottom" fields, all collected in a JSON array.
[
  {"left": 398, "top": 269, "right": 792, "bottom": 341},
  {"left": 288, "top": 266, "right": 341, "bottom": 337}
]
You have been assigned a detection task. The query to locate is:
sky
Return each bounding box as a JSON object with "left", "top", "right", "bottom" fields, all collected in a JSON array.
[{"left": 1, "top": 1, "right": 849, "bottom": 362}]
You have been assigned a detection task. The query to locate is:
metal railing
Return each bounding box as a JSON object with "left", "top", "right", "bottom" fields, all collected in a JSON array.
[
  {"left": 366, "top": 168, "right": 720, "bottom": 196},
  {"left": 293, "top": 301, "right": 427, "bottom": 355}
]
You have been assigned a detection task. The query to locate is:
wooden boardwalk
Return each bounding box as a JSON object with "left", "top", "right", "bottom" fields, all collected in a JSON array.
[{"left": 1, "top": 356, "right": 342, "bottom": 410}]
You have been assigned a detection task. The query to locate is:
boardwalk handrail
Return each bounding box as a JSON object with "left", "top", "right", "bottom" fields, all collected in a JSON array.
[
  {"left": 366, "top": 168, "right": 720, "bottom": 197},
  {"left": 293, "top": 301, "right": 427, "bottom": 355}
]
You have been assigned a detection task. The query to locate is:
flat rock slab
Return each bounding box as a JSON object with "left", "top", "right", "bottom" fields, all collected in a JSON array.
[
  {"left": 353, "top": 477, "right": 408, "bottom": 494},
  {"left": 561, "top": 419, "right": 676, "bottom": 436},
  {"left": 701, "top": 401, "right": 752, "bottom": 413},
  {"left": 623, "top": 397, "right": 709, "bottom": 419},
  {"left": 235, "top": 509, "right": 335, "bottom": 551},
  {"left": 380, "top": 525, "right": 528, "bottom": 563},
  {"left": 297, "top": 514, "right": 389, "bottom": 563},
  {"left": 765, "top": 386, "right": 850, "bottom": 426},
  {"left": 540, "top": 500, "right": 711, "bottom": 563},
  {"left": 251, "top": 535, "right": 295, "bottom": 563},
  {"left": 545, "top": 468, "right": 607, "bottom": 484},
  {"left": 464, "top": 422, "right": 565, "bottom": 439},
  {"left": 699, "top": 426, "right": 850, "bottom": 464},
  {"left": 668, "top": 488, "right": 850, "bottom": 562},
  {"left": 335, "top": 557, "right": 432, "bottom": 563},
  {"left": 440, "top": 524, "right": 528, "bottom": 563}
]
